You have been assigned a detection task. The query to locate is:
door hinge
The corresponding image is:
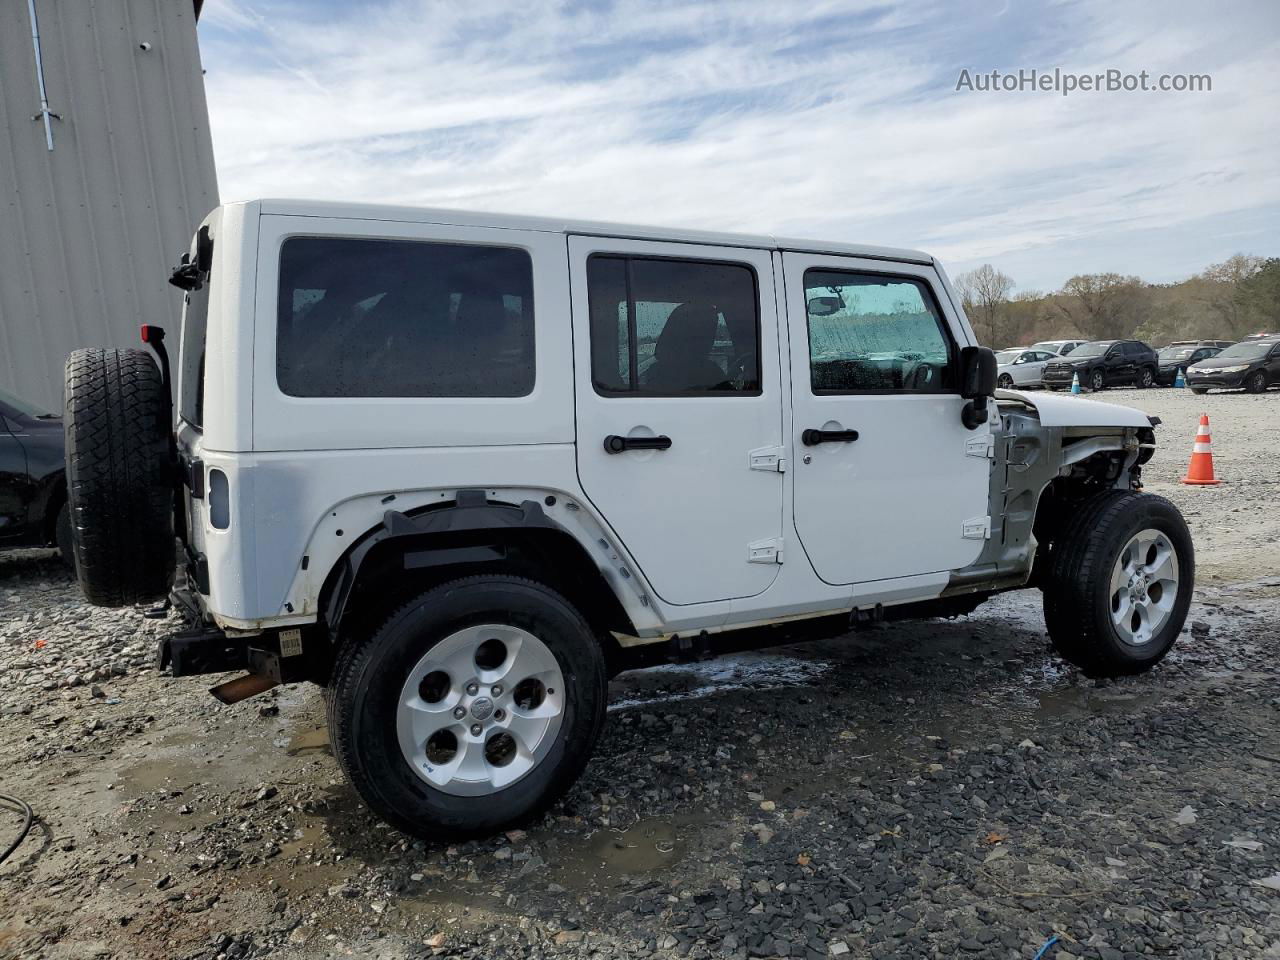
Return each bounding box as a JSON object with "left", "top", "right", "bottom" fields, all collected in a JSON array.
[
  {"left": 965, "top": 435, "right": 995, "bottom": 459},
  {"left": 748, "top": 445, "right": 786, "bottom": 473},
  {"left": 748, "top": 537, "right": 784, "bottom": 564},
  {"left": 962, "top": 516, "right": 992, "bottom": 540}
]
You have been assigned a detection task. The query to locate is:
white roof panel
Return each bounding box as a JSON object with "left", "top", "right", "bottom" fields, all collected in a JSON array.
[{"left": 252, "top": 198, "right": 935, "bottom": 265}]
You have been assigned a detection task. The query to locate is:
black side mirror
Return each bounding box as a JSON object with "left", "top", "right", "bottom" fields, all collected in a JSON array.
[{"left": 959, "top": 346, "right": 997, "bottom": 430}]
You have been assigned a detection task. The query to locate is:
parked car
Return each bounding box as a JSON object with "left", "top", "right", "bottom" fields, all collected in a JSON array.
[
  {"left": 1041, "top": 340, "right": 1159, "bottom": 391},
  {"left": 995, "top": 347, "right": 1060, "bottom": 388},
  {"left": 1032, "top": 339, "right": 1087, "bottom": 356},
  {"left": 1185, "top": 336, "right": 1280, "bottom": 393},
  {"left": 0, "top": 388, "right": 71, "bottom": 562},
  {"left": 1155, "top": 344, "right": 1223, "bottom": 385},
  {"left": 1165, "top": 339, "right": 1234, "bottom": 349},
  {"left": 61, "top": 200, "right": 1193, "bottom": 840}
]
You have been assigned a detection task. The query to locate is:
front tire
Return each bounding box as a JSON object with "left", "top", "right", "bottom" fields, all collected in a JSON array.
[
  {"left": 1042, "top": 491, "right": 1193, "bottom": 677},
  {"left": 1190, "top": 386, "right": 1209, "bottom": 395},
  {"left": 1090, "top": 369, "right": 1105, "bottom": 392},
  {"left": 1245, "top": 370, "right": 1267, "bottom": 393},
  {"left": 327, "top": 575, "right": 608, "bottom": 841}
]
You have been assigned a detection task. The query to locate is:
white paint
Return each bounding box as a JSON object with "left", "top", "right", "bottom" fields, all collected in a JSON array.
[
  {"left": 179, "top": 200, "right": 1151, "bottom": 637},
  {"left": 997, "top": 389, "right": 1153, "bottom": 428}
]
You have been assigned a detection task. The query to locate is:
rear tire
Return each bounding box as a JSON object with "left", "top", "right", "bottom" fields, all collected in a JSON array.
[
  {"left": 327, "top": 575, "right": 608, "bottom": 841},
  {"left": 1139, "top": 366, "right": 1155, "bottom": 388},
  {"left": 63, "top": 348, "right": 175, "bottom": 606},
  {"left": 1042, "top": 491, "right": 1193, "bottom": 677},
  {"left": 998, "top": 373, "right": 1014, "bottom": 389}
]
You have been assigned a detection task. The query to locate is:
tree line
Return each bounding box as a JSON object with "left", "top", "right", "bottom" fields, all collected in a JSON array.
[{"left": 954, "top": 255, "right": 1280, "bottom": 348}]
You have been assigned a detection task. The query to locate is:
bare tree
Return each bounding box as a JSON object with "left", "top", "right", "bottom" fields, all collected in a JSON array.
[
  {"left": 955, "top": 264, "right": 1014, "bottom": 345},
  {"left": 1053, "top": 273, "right": 1150, "bottom": 340},
  {"left": 1196, "top": 254, "right": 1264, "bottom": 335}
]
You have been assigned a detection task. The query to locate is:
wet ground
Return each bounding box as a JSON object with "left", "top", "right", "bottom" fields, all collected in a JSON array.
[{"left": 1, "top": 386, "right": 1278, "bottom": 959}]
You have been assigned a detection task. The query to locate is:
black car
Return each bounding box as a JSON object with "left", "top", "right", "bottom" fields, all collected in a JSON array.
[
  {"left": 1184, "top": 337, "right": 1280, "bottom": 394},
  {"left": 0, "top": 388, "right": 71, "bottom": 562},
  {"left": 1041, "top": 339, "right": 1159, "bottom": 391},
  {"left": 1155, "top": 344, "right": 1223, "bottom": 385}
]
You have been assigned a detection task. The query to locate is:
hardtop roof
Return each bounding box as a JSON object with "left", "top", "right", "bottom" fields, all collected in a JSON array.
[{"left": 247, "top": 199, "right": 936, "bottom": 266}]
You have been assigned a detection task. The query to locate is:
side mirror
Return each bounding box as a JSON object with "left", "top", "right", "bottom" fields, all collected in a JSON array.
[{"left": 959, "top": 346, "right": 997, "bottom": 430}]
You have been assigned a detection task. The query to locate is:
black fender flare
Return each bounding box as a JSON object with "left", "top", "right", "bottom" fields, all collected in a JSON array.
[{"left": 321, "top": 489, "right": 564, "bottom": 634}]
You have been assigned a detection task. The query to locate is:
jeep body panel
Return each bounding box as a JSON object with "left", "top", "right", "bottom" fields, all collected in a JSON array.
[{"left": 173, "top": 200, "right": 1156, "bottom": 648}]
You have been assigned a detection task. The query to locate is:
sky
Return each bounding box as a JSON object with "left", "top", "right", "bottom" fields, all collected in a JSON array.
[{"left": 197, "top": 0, "right": 1280, "bottom": 293}]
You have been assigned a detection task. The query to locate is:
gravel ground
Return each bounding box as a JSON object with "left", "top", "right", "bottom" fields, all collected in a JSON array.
[{"left": 1, "top": 387, "right": 1278, "bottom": 960}]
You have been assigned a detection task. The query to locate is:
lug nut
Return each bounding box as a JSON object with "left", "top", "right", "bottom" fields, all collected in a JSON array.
[
  {"left": 466, "top": 682, "right": 479, "bottom": 695},
  {"left": 491, "top": 685, "right": 503, "bottom": 697},
  {"left": 453, "top": 706, "right": 466, "bottom": 719},
  {"left": 494, "top": 708, "right": 505, "bottom": 721},
  {"left": 470, "top": 723, "right": 482, "bottom": 736}
]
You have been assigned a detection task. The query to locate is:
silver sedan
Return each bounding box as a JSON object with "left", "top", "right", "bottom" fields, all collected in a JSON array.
[{"left": 995, "top": 348, "right": 1061, "bottom": 388}]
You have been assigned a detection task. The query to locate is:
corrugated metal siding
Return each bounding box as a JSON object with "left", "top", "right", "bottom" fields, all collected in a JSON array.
[{"left": 0, "top": 0, "right": 218, "bottom": 410}]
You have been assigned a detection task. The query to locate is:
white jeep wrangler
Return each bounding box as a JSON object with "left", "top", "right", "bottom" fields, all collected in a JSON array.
[{"left": 63, "top": 200, "right": 1193, "bottom": 839}]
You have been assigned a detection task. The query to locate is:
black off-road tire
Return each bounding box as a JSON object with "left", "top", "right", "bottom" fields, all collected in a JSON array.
[
  {"left": 327, "top": 575, "right": 608, "bottom": 841},
  {"left": 1245, "top": 370, "right": 1268, "bottom": 394},
  {"left": 64, "top": 348, "right": 175, "bottom": 606},
  {"left": 1042, "top": 490, "right": 1193, "bottom": 677}
]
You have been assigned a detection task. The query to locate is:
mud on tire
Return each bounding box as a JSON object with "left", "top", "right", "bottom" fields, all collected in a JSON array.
[{"left": 64, "top": 348, "right": 175, "bottom": 606}]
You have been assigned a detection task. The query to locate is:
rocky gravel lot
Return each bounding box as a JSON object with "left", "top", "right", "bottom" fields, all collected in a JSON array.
[{"left": 1, "top": 387, "right": 1278, "bottom": 960}]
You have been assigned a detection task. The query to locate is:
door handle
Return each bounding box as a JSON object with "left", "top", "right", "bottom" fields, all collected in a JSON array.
[
  {"left": 604, "top": 434, "right": 673, "bottom": 454},
  {"left": 801, "top": 428, "right": 859, "bottom": 446}
]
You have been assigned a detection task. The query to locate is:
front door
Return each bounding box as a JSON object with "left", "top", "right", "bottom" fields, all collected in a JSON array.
[
  {"left": 569, "top": 237, "right": 784, "bottom": 605},
  {"left": 782, "top": 254, "right": 991, "bottom": 585}
]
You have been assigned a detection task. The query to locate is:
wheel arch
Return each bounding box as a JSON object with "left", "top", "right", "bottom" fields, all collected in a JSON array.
[{"left": 317, "top": 490, "right": 641, "bottom": 678}]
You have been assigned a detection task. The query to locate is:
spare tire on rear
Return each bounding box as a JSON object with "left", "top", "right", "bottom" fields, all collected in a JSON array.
[{"left": 64, "top": 348, "right": 175, "bottom": 606}]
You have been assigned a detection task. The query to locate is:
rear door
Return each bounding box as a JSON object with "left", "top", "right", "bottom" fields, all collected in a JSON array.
[
  {"left": 782, "top": 254, "right": 990, "bottom": 585},
  {"left": 569, "top": 237, "right": 784, "bottom": 605}
]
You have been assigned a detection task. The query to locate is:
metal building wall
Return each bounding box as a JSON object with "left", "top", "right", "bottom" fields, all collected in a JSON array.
[{"left": 0, "top": 0, "right": 218, "bottom": 410}]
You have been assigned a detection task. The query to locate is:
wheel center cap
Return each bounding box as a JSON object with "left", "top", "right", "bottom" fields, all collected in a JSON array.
[{"left": 470, "top": 697, "right": 494, "bottom": 721}]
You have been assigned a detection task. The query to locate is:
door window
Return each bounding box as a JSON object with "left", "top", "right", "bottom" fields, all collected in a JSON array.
[
  {"left": 803, "top": 271, "right": 953, "bottom": 393},
  {"left": 276, "top": 237, "right": 535, "bottom": 398},
  {"left": 586, "top": 256, "right": 760, "bottom": 396}
]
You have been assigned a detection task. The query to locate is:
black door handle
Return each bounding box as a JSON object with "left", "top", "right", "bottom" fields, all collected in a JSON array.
[
  {"left": 801, "top": 428, "right": 859, "bottom": 446},
  {"left": 604, "top": 434, "right": 673, "bottom": 454}
]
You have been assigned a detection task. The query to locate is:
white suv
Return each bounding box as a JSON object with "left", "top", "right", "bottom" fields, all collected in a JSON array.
[{"left": 63, "top": 200, "right": 1194, "bottom": 839}]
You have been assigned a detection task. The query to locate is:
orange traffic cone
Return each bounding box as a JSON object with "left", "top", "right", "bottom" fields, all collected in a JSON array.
[{"left": 1182, "top": 413, "right": 1220, "bottom": 485}]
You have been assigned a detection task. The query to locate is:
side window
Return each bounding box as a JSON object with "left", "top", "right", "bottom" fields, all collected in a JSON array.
[
  {"left": 276, "top": 237, "right": 534, "bottom": 398},
  {"left": 586, "top": 255, "right": 761, "bottom": 396},
  {"left": 803, "top": 270, "right": 953, "bottom": 393}
]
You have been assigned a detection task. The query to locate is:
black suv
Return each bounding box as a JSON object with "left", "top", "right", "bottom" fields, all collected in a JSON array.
[
  {"left": 0, "top": 388, "right": 71, "bottom": 561},
  {"left": 1185, "top": 336, "right": 1280, "bottom": 394},
  {"left": 1041, "top": 340, "right": 1159, "bottom": 391},
  {"left": 1155, "top": 343, "right": 1223, "bottom": 386}
]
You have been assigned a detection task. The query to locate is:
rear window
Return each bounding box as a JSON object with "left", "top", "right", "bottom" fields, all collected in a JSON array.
[
  {"left": 179, "top": 284, "right": 209, "bottom": 429},
  {"left": 276, "top": 237, "right": 535, "bottom": 398}
]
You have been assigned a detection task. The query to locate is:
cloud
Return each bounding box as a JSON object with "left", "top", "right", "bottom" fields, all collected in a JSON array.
[{"left": 197, "top": 0, "right": 1280, "bottom": 290}]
